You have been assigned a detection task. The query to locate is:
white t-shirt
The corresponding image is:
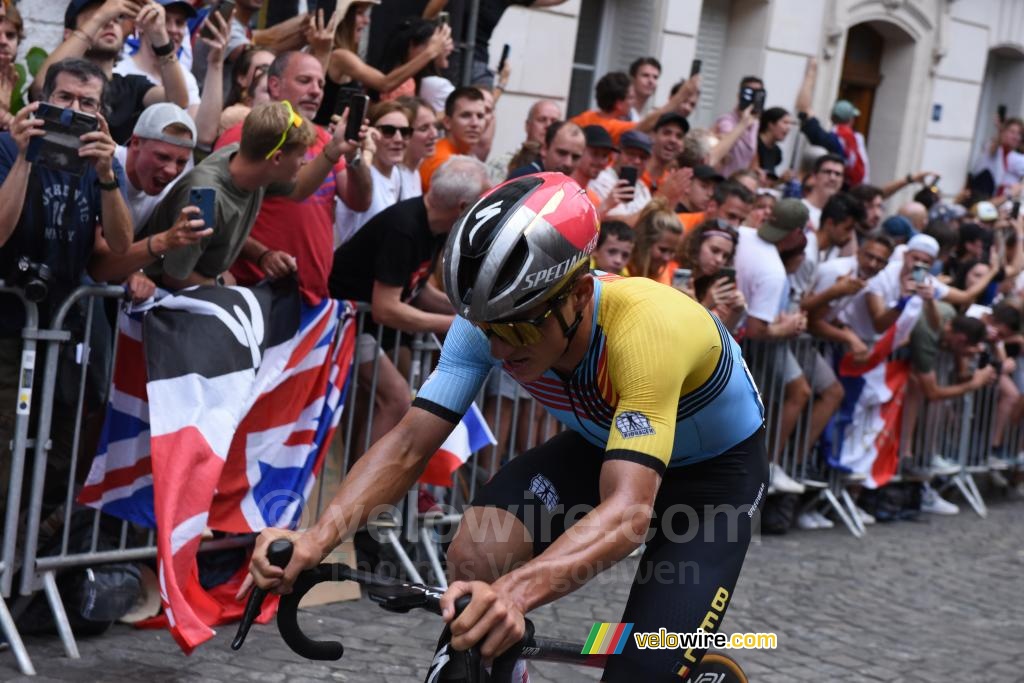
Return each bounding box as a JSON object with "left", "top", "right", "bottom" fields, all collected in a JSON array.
[
  {"left": 867, "top": 258, "right": 950, "bottom": 307},
  {"left": 114, "top": 55, "right": 201, "bottom": 109},
  {"left": 588, "top": 167, "right": 652, "bottom": 218},
  {"left": 736, "top": 226, "right": 787, "bottom": 324},
  {"left": 787, "top": 228, "right": 820, "bottom": 302},
  {"left": 812, "top": 255, "right": 878, "bottom": 343},
  {"left": 802, "top": 198, "right": 823, "bottom": 230},
  {"left": 113, "top": 144, "right": 192, "bottom": 232},
  {"left": 334, "top": 163, "right": 403, "bottom": 246},
  {"left": 397, "top": 165, "right": 423, "bottom": 200},
  {"left": 419, "top": 76, "right": 456, "bottom": 114}
]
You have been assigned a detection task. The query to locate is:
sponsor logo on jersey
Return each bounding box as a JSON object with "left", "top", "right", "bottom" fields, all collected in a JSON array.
[
  {"left": 615, "top": 411, "right": 655, "bottom": 438},
  {"left": 528, "top": 473, "right": 559, "bottom": 511}
]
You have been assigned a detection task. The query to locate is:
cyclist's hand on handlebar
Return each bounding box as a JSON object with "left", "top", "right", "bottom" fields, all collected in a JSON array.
[
  {"left": 237, "top": 529, "right": 323, "bottom": 600},
  {"left": 441, "top": 580, "right": 525, "bottom": 660}
]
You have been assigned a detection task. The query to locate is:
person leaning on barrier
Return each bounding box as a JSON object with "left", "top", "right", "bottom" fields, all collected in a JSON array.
[
  {"left": 327, "top": 155, "right": 491, "bottom": 449},
  {"left": 140, "top": 99, "right": 365, "bottom": 291}
]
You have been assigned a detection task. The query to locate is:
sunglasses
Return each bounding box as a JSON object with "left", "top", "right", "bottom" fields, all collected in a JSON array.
[
  {"left": 265, "top": 100, "right": 304, "bottom": 159},
  {"left": 474, "top": 296, "right": 567, "bottom": 347},
  {"left": 376, "top": 124, "right": 413, "bottom": 140}
]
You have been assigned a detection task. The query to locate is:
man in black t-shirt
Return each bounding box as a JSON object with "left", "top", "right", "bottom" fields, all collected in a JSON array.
[
  {"left": 328, "top": 155, "right": 490, "bottom": 447},
  {"left": 32, "top": 0, "right": 191, "bottom": 144}
]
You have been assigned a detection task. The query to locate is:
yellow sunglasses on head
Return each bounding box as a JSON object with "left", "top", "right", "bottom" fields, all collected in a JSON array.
[{"left": 265, "top": 100, "right": 304, "bottom": 159}]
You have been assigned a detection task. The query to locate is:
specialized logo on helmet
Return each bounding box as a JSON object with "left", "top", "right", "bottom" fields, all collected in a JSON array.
[
  {"left": 468, "top": 200, "right": 503, "bottom": 242},
  {"left": 520, "top": 231, "right": 598, "bottom": 291}
]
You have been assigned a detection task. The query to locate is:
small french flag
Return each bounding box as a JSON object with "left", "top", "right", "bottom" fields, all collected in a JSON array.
[{"left": 419, "top": 404, "right": 497, "bottom": 487}]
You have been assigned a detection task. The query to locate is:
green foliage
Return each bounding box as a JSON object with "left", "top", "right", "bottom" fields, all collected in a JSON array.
[{"left": 7, "top": 46, "right": 49, "bottom": 115}]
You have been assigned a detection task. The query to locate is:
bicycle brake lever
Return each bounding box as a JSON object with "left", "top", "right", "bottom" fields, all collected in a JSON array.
[{"left": 231, "top": 538, "right": 293, "bottom": 650}]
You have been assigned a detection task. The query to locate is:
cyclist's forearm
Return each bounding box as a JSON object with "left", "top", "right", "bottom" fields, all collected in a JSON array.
[{"left": 494, "top": 499, "right": 650, "bottom": 614}]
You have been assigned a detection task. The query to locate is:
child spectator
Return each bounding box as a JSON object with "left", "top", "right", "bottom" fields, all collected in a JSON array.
[
  {"left": 625, "top": 199, "right": 683, "bottom": 284},
  {"left": 592, "top": 221, "right": 634, "bottom": 275}
]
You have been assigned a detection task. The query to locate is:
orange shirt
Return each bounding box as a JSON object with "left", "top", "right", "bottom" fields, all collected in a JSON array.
[
  {"left": 585, "top": 186, "right": 602, "bottom": 210},
  {"left": 678, "top": 211, "right": 706, "bottom": 234},
  {"left": 570, "top": 109, "right": 637, "bottom": 146},
  {"left": 419, "top": 137, "right": 471, "bottom": 193}
]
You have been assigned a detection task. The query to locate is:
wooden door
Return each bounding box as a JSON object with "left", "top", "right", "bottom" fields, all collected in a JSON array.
[{"left": 838, "top": 24, "right": 884, "bottom": 141}]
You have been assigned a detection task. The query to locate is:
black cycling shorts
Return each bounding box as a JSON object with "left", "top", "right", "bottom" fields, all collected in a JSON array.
[{"left": 470, "top": 427, "right": 769, "bottom": 682}]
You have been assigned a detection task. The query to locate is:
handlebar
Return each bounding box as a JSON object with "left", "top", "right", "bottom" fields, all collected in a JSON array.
[{"left": 232, "top": 539, "right": 536, "bottom": 680}]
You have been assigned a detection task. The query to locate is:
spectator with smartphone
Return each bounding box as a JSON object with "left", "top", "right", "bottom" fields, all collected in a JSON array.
[
  {"left": 378, "top": 17, "right": 457, "bottom": 110},
  {"left": 33, "top": 0, "right": 191, "bottom": 144},
  {"left": 419, "top": 86, "right": 486, "bottom": 193},
  {"left": 395, "top": 96, "right": 437, "bottom": 198},
  {"left": 571, "top": 70, "right": 700, "bottom": 147},
  {"left": 143, "top": 99, "right": 363, "bottom": 291},
  {"left": 328, "top": 155, "right": 490, "bottom": 448},
  {"left": 627, "top": 57, "right": 661, "bottom": 121},
  {"left": 314, "top": 1, "right": 452, "bottom": 123},
  {"left": 335, "top": 101, "right": 413, "bottom": 243},
  {"left": 507, "top": 120, "right": 584, "bottom": 179},
  {"left": 756, "top": 107, "right": 791, "bottom": 179},
  {"left": 713, "top": 75, "right": 763, "bottom": 177},
  {"left": 0, "top": 1, "right": 23, "bottom": 131},
  {"left": 674, "top": 220, "right": 746, "bottom": 331},
  {"left": 0, "top": 57, "right": 133, "bottom": 366},
  {"left": 216, "top": 51, "right": 373, "bottom": 299},
  {"left": 644, "top": 112, "right": 688, "bottom": 191},
  {"left": 586, "top": 130, "right": 653, "bottom": 226}
]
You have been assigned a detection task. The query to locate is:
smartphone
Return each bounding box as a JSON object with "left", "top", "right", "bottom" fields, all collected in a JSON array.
[
  {"left": 26, "top": 103, "right": 100, "bottom": 176},
  {"left": 738, "top": 85, "right": 757, "bottom": 111},
  {"left": 497, "top": 44, "right": 511, "bottom": 73},
  {"left": 752, "top": 89, "right": 766, "bottom": 115},
  {"left": 333, "top": 84, "right": 361, "bottom": 118},
  {"left": 690, "top": 59, "right": 702, "bottom": 78},
  {"left": 437, "top": 10, "right": 450, "bottom": 26},
  {"left": 718, "top": 267, "right": 736, "bottom": 284},
  {"left": 344, "top": 94, "right": 369, "bottom": 143},
  {"left": 189, "top": 187, "right": 217, "bottom": 231},
  {"left": 978, "top": 349, "right": 991, "bottom": 369},
  {"left": 912, "top": 263, "right": 928, "bottom": 283},
  {"left": 672, "top": 268, "right": 692, "bottom": 290},
  {"left": 201, "top": 0, "right": 235, "bottom": 41},
  {"left": 619, "top": 166, "right": 638, "bottom": 188},
  {"left": 998, "top": 104, "right": 1008, "bottom": 124},
  {"left": 1012, "top": 201, "right": 1020, "bottom": 220}
]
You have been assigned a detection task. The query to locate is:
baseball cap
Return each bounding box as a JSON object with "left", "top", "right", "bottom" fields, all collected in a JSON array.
[
  {"left": 654, "top": 112, "right": 690, "bottom": 135},
  {"left": 831, "top": 100, "right": 860, "bottom": 123},
  {"left": 582, "top": 125, "right": 617, "bottom": 151},
  {"left": 155, "top": 0, "right": 197, "bottom": 18},
  {"left": 906, "top": 234, "right": 940, "bottom": 258},
  {"left": 692, "top": 165, "right": 724, "bottom": 183},
  {"left": 758, "top": 198, "right": 810, "bottom": 243},
  {"left": 973, "top": 200, "right": 998, "bottom": 222},
  {"left": 882, "top": 215, "right": 916, "bottom": 241},
  {"left": 619, "top": 129, "right": 652, "bottom": 156},
  {"left": 65, "top": 0, "right": 103, "bottom": 29},
  {"left": 133, "top": 103, "right": 197, "bottom": 149}
]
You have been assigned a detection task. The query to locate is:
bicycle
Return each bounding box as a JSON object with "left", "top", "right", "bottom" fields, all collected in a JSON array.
[{"left": 232, "top": 540, "right": 749, "bottom": 683}]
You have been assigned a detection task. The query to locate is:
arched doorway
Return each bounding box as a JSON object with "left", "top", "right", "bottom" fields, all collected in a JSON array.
[{"left": 837, "top": 20, "right": 916, "bottom": 185}]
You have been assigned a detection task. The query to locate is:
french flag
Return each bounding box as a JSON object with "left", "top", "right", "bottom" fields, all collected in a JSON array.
[
  {"left": 418, "top": 403, "right": 496, "bottom": 487},
  {"left": 829, "top": 297, "right": 922, "bottom": 489}
]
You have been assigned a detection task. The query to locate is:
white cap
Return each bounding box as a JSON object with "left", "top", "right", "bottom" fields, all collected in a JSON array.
[
  {"left": 974, "top": 200, "right": 998, "bottom": 222},
  {"left": 132, "top": 103, "right": 197, "bottom": 149},
  {"left": 906, "top": 233, "right": 940, "bottom": 258}
]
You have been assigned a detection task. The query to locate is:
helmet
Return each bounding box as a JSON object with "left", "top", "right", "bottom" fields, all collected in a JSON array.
[{"left": 442, "top": 173, "right": 599, "bottom": 322}]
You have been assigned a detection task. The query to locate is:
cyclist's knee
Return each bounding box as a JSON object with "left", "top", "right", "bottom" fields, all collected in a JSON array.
[{"left": 447, "top": 506, "right": 534, "bottom": 583}]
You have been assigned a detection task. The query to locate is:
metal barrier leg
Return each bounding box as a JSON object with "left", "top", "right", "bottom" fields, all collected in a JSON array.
[
  {"left": 41, "top": 571, "right": 79, "bottom": 660},
  {"left": 819, "top": 488, "right": 863, "bottom": 538},
  {"left": 837, "top": 487, "right": 867, "bottom": 537},
  {"left": 418, "top": 526, "right": 448, "bottom": 590},
  {"left": 0, "top": 594, "right": 35, "bottom": 675},
  {"left": 951, "top": 472, "right": 987, "bottom": 518},
  {"left": 378, "top": 528, "right": 425, "bottom": 585}
]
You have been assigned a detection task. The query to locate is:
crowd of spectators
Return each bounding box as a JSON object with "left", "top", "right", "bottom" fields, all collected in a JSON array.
[{"left": 2, "top": 0, "right": 1024, "bottom": 535}]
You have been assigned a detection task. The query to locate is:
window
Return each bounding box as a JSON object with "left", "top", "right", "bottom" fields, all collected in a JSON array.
[{"left": 567, "top": 0, "right": 607, "bottom": 117}]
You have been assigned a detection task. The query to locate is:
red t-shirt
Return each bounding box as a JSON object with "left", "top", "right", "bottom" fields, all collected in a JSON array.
[{"left": 216, "top": 123, "right": 345, "bottom": 302}]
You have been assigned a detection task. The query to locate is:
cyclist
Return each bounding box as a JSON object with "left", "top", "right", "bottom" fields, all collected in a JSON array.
[{"left": 246, "top": 173, "right": 768, "bottom": 681}]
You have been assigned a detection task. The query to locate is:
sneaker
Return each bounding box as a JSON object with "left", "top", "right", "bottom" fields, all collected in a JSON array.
[
  {"left": 929, "top": 455, "right": 960, "bottom": 476},
  {"left": 797, "top": 510, "right": 834, "bottom": 529},
  {"left": 920, "top": 484, "right": 959, "bottom": 515},
  {"left": 990, "top": 468, "right": 1010, "bottom": 488},
  {"left": 769, "top": 463, "right": 806, "bottom": 494},
  {"left": 988, "top": 455, "right": 1011, "bottom": 471},
  {"left": 853, "top": 504, "right": 876, "bottom": 525}
]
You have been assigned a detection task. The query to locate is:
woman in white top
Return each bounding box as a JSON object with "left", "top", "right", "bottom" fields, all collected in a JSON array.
[
  {"left": 394, "top": 96, "right": 437, "bottom": 199},
  {"left": 335, "top": 101, "right": 411, "bottom": 245}
]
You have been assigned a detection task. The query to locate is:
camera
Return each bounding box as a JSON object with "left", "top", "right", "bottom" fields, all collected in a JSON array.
[
  {"left": 12, "top": 256, "right": 53, "bottom": 303},
  {"left": 25, "top": 103, "right": 100, "bottom": 176}
]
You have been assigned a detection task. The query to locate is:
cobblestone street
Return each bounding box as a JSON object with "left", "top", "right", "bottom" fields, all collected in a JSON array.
[{"left": 4, "top": 499, "right": 1023, "bottom": 682}]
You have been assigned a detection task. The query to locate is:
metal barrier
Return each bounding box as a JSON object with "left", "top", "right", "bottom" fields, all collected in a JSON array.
[{"left": 5, "top": 282, "right": 1023, "bottom": 674}]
